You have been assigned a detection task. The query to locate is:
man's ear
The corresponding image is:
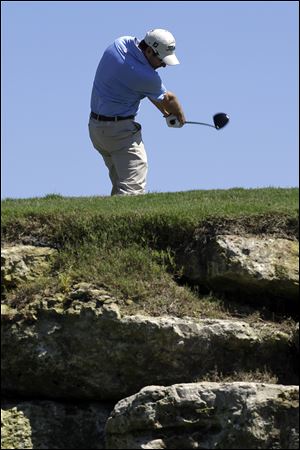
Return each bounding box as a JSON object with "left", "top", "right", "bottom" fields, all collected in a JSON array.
[{"left": 145, "top": 47, "right": 153, "bottom": 58}]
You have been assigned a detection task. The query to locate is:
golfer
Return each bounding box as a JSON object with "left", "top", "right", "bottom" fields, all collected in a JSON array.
[{"left": 88, "top": 29, "right": 186, "bottom": 196}]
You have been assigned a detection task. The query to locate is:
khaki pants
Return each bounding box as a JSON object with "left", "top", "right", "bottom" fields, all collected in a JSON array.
[{"left": 88, "top": 117, "right": 148, "bottom": 196}]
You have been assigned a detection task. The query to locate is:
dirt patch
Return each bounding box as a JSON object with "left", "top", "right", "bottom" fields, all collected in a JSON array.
[{"left": 192, "top": 214, "right": 298, "bottom": 242}]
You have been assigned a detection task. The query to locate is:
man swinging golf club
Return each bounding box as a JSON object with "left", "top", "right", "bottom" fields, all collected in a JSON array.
[{"left": 89, "top": 28, "right": 186, "bottom": 196}]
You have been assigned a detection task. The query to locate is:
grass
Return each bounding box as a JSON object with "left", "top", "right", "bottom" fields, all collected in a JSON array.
[
  {"left": 1, "top": 188, "right": 299, "bottom": 322},
  {"left": 196, "top": 367, "right": 279, "bottom": 384},
  {"left": 2, "top": 188, "right": 299, "bottom": 219},
  {"left": 2, "top": 188, "right": 298, "bottom": 248}
]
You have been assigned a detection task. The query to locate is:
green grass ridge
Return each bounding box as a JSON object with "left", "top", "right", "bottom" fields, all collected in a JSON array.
[{"left": 1, "top": 188, "right": 299, "bottom": 322}]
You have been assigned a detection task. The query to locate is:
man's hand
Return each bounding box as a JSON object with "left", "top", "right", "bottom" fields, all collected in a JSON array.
[
  {"left": 160, "top": 92, "right": 186, "bottom": 125},
  {"left": 165, "top": 114, "right": 183, "bottom": 128}
]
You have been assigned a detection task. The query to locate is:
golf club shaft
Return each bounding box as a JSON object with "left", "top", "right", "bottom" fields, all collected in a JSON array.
[{"left": 185, "top": 121, "right": 215, "bottom": 128}]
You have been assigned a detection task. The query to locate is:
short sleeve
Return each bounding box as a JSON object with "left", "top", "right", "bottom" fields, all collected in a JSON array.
[{"left": 125, "top": 70, "right": 167, "bottom": 102}]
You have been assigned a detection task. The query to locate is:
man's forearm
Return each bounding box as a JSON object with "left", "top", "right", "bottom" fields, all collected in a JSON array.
[
  {"left": 148, "top": 91, "right": 186, "bottom": 124},
  {"left": 148, "top": 97, "right": 170, "bottom": 116}
]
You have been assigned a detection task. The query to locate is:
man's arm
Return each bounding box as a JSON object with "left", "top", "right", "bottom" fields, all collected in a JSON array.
[{"left": 148, "top": 91, "right": 186, "bottom": 125}]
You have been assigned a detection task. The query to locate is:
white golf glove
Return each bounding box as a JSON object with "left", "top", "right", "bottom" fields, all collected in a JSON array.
[{"left": 165, "top": 114, "right": 183, "bottom": 128}]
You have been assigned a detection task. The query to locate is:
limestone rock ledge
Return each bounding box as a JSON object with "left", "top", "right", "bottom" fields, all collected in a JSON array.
[
  {"left": 105, "top": 382, "right": 299, "bottom": 449},
  {"left": 1, "top": 383, "right": 298, "bottom": 449},
  {"left": 180, "top": 235, "right": 299, "bottom": 304},
  {"left": 1, "top": 239, "right": 299, "bottom": 449},
  {"left": 1, "top": 299, "right": 297, "bottom": 401},
  {"left": 1, "top": 245, "right": 56, "bottom": 290}
]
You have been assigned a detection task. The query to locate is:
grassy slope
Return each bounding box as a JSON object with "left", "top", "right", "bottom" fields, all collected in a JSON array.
[{"left": 1, "top": 188, "right": 299, "bottom": 323}]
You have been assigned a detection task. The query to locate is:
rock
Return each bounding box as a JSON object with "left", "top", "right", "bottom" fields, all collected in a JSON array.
[
  {"left": 69, "top": 282, "right": 117, "bottom": 304},
  {"left": 1, "top": 407, "right": 32, "bottom": 449},
  {"left": 181, "top": 235, "right": 299, "bottom": 305},
  {"left": 105, "top": 382, "right": 299, "bottom": 449},
  {"left": 1, "top": 399, "right": 112, "bottom": 449},
  {"left": 1, "top": 245, "right": 56, "bottom": 290},
  {"left": 1, "top": 305, "right": 297, "bottom": 400}
]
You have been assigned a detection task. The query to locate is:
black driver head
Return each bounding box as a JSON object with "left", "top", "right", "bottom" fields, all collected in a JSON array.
[{"left": 213, "top": 113, "right": 229, "bottom": 129}]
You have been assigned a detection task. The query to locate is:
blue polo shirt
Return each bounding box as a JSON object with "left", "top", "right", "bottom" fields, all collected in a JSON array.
[{"left": 90, "top": 36, "right": 167, "bottom": 117}]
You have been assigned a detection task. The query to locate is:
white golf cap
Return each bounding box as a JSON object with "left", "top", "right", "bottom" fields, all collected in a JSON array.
[{"left": 144, "top": 29, "right": 179, "bottom": 65}]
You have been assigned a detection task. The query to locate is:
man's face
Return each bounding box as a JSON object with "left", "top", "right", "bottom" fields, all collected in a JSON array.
[{"left": 146, "top": 48, "right": 166, "bottom": 70}]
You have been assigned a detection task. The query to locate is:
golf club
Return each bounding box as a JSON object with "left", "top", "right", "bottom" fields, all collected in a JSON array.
[{"left": 185, "top": 113, "right": 230, "bottom": 130}]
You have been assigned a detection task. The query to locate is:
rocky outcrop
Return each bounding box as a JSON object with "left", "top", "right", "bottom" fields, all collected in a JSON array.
[
  {"left": 1, "top": 286, "right": 297, "bottom": 401},
  {"left": 1, "top": 245, "right": 56, "bottom": 291},
  {"left": 1, "top": 240, "right": 299, "bottom": 449},
  {"left": 105, "top": 382, "right": 299, "bottom": 449},
  {"left": 2, "top": 237, "right": 298, "bottom": 305},
  {"left": 180, "top": 235, "right": 299, "bottom": 306}
]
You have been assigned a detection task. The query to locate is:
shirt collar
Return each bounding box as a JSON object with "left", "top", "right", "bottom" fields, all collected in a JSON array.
[{"left": 132, "top": 38, "right": 149, "bottom": 66}]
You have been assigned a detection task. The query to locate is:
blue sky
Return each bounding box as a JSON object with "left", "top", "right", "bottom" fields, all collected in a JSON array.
[{"left": 1, "top": 1, "right": 299, "bottom": 198}]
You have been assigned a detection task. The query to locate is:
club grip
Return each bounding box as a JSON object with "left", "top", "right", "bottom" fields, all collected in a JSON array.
[{"left": 166, "top": 114, "right": 183, "bottom": 128}]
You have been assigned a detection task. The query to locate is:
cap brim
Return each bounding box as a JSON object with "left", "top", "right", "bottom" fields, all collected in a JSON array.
[{"left": 162, "top": 54, "right": 180, "bottom": 65}]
